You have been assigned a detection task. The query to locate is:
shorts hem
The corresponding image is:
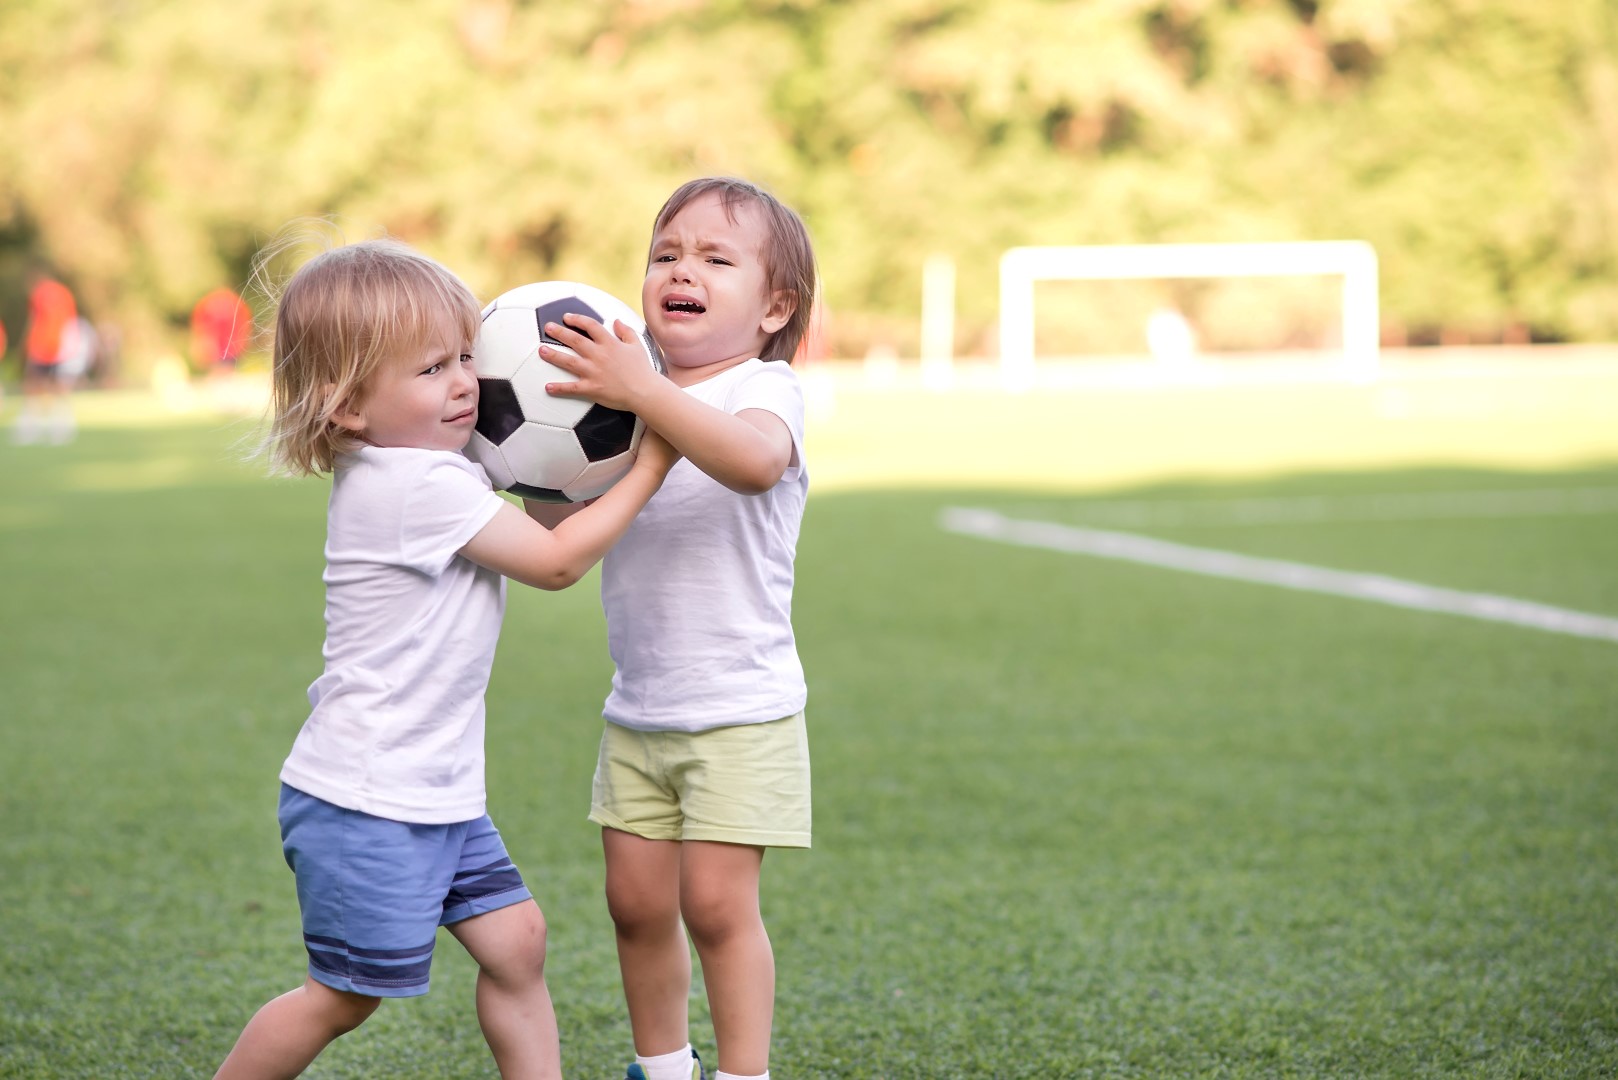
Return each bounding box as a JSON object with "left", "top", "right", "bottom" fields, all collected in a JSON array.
[
  {"left": 592, "top": 809, "right": 810, "bottom": 849},
  {"left": 683, "top": 824, "right": 811, "bottom": 848},
  {"left": 441, "top": 884, "right": 533, "bottom": 927},
  {"left": 307, "top": 966, "right": 429, "bottom": 1000},
  {"left": 590, "top": 806, "right": 679, "bottom": 841}
]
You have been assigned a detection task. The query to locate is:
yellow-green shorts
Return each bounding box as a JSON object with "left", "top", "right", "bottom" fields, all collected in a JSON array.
[{"left": 589, "top": 711, "right": 811, "bottom": 848}]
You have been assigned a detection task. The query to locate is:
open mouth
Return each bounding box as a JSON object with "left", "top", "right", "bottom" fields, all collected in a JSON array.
[{"left": 664, "top": 298, "right": 705, "bottom": 314}]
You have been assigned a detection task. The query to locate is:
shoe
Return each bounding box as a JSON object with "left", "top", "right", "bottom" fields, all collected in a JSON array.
[{"left": 624, "top": 1050, "right": 704, "bottom": 1080}]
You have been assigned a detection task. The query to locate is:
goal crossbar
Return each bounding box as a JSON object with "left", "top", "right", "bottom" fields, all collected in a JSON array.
[{"left": 998, "top": 241, "right": 1380, "bottom": 388}]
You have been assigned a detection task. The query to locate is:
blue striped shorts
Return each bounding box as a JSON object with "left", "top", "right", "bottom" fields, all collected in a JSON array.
[{"left": 277, "top": 784, "right": 532, "bottom": 998}]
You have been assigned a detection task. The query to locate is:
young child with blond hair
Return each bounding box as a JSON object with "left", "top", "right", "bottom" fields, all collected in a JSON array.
[{"left": 214, "top": 237, "right": 677, "bottom": 1080}]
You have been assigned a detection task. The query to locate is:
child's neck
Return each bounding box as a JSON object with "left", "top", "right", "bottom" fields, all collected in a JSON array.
[{"left": 665, "top": 351, "right": 758, "bottom": 388}]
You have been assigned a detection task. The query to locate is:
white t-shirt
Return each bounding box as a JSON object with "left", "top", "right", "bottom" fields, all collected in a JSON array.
[
  {"left": 280, "top": 446, "right": 507, "bottom": 823},
  {"left": 600, "top": 359, "right": 809, "bottom": 733}
]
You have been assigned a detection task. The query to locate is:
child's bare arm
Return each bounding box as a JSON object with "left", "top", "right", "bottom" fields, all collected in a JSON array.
[
  {"left": 461, "top": 432, "right": 678, "bottom": 590},
  {"left": 542, "top": 316, "right": 792, "bottom": 494}
]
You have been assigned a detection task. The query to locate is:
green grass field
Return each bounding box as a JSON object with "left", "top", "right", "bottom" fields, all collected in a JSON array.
[{"left": 3, "top": 385, "right": 1617, "bottom": 1077}]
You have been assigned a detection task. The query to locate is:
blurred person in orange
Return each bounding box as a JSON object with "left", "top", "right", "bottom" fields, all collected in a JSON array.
[
  {"left": 191, "top": 286, "right": 254, "bottom": 374},
  {"left": 14, "top": 272, "right": 78, "bottom": 444}
]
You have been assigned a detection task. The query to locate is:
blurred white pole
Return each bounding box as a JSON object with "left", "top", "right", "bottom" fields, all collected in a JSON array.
[
  {"left": 998, "top": 253, "right": 1035, "bottom": 393},
  {"left": 1340, "top": 244, "right": 1381, "bottom": 383},
  {"left": 920, "top": 254, "right": 955, "bottom": 391}
]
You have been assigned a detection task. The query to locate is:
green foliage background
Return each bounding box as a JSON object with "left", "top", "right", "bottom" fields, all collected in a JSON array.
[{"left": 2, "top": 0, "right": 1616, "bottom": 366}]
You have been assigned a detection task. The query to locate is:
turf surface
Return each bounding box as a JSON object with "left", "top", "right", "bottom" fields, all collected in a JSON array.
[{"left": 2, "top": 415, "right": 1615, "bottom": 1078}]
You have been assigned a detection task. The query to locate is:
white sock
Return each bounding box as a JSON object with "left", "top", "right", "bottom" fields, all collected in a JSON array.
[
  {"left": 636, "top": 1044, "right": 697, "bottom": 1080},
  {"left": 714, "top": 1071, "right": 768, "bottom": 1080}
]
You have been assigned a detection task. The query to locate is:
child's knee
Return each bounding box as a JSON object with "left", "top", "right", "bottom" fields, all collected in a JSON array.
[
  {"left": 511, "top": 914, "right": 549, "bottom": 972},
  {"left": 681, "top": 888, "right": 761, "bottom": 948},
  {"left": 476, "top": 906, "right": 549, "bottom": 985},
  {"left": 606, "top": 880, "right": 680, "bottom": 936},
  {"left": 604, "top": 864, "right": 678, "bottom": 926}
]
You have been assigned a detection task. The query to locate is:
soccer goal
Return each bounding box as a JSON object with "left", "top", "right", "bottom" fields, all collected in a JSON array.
[{"left": 997, "top": 241, "right": 1380, "bottom": 390}]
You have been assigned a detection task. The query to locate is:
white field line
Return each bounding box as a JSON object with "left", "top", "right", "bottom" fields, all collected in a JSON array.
[
  {"left": 940, "top": 508, "right": 1618, "bottom": 644},
  {"left": 1009, "top": 487, "right": 1618, "bottom": 530}
]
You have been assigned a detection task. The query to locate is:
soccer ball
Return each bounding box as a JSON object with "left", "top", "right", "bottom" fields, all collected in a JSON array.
[{"left": 466, "top": 281, "right": 664, "bottom": 503}]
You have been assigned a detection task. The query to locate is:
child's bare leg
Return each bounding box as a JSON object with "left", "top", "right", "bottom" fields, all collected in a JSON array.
[
  {"left": 213, "top": 977, "right": 379, "bottom": 1080},
  {"left": 448, "top": 901, "right": 560, "bottom": 1080},
  {"left": 603, "top": 828, "right": 692, "bottom": 1055},
  {"left": 681, "top": 841, "right": 771, "bottom": 1077}
]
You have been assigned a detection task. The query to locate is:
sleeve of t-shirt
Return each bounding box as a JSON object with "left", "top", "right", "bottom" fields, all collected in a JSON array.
[
  {"left": 728, "top": 361, "right": 806, "bottom": 448},
  {"left": 397, "top": 453, "right": 507, "bottom": 576}
]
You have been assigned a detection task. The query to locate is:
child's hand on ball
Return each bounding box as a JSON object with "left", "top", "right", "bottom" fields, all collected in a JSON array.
[{"left": 541, "top": 314, "right": 661, "bottom": 413}]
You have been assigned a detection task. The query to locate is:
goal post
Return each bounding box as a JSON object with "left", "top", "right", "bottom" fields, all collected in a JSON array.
[{"left": 997, "top": 241, "right": 1380, "bottom": 390}]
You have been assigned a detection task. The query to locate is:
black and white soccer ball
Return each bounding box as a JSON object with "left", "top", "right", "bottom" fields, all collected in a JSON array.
[{"left": 466, "top": 281, "right": 664, "bottom": 503}]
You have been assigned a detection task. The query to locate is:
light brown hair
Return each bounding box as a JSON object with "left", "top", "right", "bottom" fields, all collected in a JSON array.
[{"left": 649, "top": 177, "right": 818, "bottom": 364}]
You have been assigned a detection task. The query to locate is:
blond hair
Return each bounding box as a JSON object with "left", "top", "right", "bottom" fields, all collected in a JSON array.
[
  {"left": 649, "top": 177, "right": 818, "bottom": 364},
  {"left": 258, "top": 237, "right": 480, "bottom": 476}
]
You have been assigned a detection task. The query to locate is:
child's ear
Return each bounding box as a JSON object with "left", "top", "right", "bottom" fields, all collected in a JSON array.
[
  {"left": 328, "top": 386, "right": 366, "bottom": 434},
  {"left": 760, "top": 290, "right": 796, "bottom": 335}
]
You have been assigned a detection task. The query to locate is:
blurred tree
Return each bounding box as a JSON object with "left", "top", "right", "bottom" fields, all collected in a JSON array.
[{"left": 0, "top": 0, "right": 1613, "bottom": 370}]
